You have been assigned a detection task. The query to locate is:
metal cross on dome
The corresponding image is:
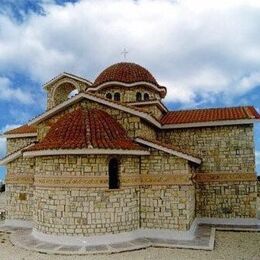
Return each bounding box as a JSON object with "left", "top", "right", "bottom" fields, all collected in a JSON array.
[{"left": 121, "top": 48, "right": 129, "bottom": 60}]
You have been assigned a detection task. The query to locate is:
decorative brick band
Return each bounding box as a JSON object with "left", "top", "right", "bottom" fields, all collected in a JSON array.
[
  {"left": 6, "top": 175, "right": 34, "bottom": 185},
  {"left": 34, "top": 176, "right": 108, "bottom": 188},
  {"left": 195, "top": 173, "right": 257, "bottom": 183},
  {"left": 139, "top": 174, "right": 192, "bottom": 186},
  {"left": 33, "top": 174, "right": 192, "bottom": 188},
  {"left": 6, "top": 173, "right": 256, "bottom": 187}
]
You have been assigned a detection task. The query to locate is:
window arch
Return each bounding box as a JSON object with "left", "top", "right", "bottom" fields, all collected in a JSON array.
[
  {"left": 144, "top": 93, "right": 149, "bottom": 101},
  {"left": 136, "top": 92, "right": 142, "bottom": 101},
  {"left": 106, "top": 93, "right": 112, "bottom": 99},
  {"left": 109, "top": 158, "right": 119, "bottom": 189},
  {"left": 114, "top": 92, "right": 121, "bottom": 101}
]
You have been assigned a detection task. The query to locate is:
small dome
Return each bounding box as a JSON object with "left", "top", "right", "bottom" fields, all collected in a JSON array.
[
  {"left": 27, "top": 108, "right": 142, "bottom": 151},
  {"left": 94, "top": 62, "right": 159, "bottom": 86}
]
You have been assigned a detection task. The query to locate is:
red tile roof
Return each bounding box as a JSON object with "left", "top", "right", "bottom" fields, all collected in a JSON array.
[
  {"left": 160, "top": 106, "right": 260, "bottom": 125},
  {"left": 4, "top": 124, "right": 37, "bottom": 135},
  {"left": 27, "top": 108, "right": 144, "bottom": 151},
  {"left": 94, "top": 62, "right": 159, "bottom": 86}
]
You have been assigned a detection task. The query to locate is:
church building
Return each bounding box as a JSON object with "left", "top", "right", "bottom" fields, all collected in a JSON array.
[{"left": 0, "top": 62, "right": 259, "bottom": 245}]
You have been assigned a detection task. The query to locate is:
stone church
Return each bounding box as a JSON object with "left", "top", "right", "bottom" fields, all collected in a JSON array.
[{"left": 0, "top": 62, "right": 259, "bottom": 244}]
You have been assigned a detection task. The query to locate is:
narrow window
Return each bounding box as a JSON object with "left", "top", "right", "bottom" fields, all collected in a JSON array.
[
  {"left": 136, "top": 92, "right": 142, "bottom": 101},
  {"left": 144, "top": 93, "right": 149, "bottom": 101},
  {"left": 114, "top": 92, "right": 121, "bottom": 101},
  {"left": 109, "top": 158, "right": 119, "bottom": 189},
  {"left": 106, "top": 93, "right": 112, "bottom": 99}
]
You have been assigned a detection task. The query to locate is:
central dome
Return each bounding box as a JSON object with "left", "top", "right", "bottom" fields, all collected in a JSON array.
[{"left": 94, "top": 62, "right": 158, "bottom": 86}]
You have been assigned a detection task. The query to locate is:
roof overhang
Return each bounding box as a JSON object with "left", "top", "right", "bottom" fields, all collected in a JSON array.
[
  {"left": 2, "top": 133, "right": 37, "bottom": 139},
  {"left": 0, "top": 144, "right": 34, "bottom": 165},
  {"left": 23, "top": 148, "right": 150, "bottom": 157},
  {"left": 135, "top": 137, "right": 201, "bottom": 164},
  {"left": 43, "top": 72, "right": 93, "bottom": 90},
  {"left": 161, "top": 119, "right": 260, "bottom": 129},
  {"left": 87, "top": 81, "right": 167, "bottom": 98},
  {"left": 129, "top": 100, "right": 168, "bottom": 113}
]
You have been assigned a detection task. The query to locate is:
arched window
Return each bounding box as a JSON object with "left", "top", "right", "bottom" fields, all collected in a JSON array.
[
  {"left": 136, "top": 92, "right": 142, "bottom": 101},
  {"left": 114, "top": 92, "right": 121, "bottom": 101},
  {"left": 109, "top": 158, "right": 119, "bottom": 189},
  {"left": 144, "top": 93, "right": 149, "bottom": 101},
  {"left": 106, "top": 93, "right": 112, "bottom": 99}
]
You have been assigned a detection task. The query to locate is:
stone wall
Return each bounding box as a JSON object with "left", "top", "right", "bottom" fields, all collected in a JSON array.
[
  {"left": 141, "top": 185, "right": 195, "bottom": 230},
  {"left": 195, "top": 181, "right": 257, "bottom": 218},
  {"left": 141, "top": 149, "right": 190, "bottom": 175},
  {"left": 7, "top": 137, "right": 37, "bottom": 154},
  {"left": 140, "top": 150, "right": 194, "bottom": 230},
  {"left": 34, "top": 187, "right": 139, "bottom": 236},
  {"left": 132, "top": 104, "right": 164, "bottom": 119},
  {"left": 159, "top": 125, "right": 255, "bottom": 173},
  {"left": 6, "top": 157, "right": 35, "bottom": 220},
  {"left": 33, "top": 154, "right": 140, "bottom": 235},
  {"left": 6, "top": 184, "right": 34, "bottom": 220}
]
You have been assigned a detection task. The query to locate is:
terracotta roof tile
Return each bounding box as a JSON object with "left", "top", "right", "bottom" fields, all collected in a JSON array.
[
  {"left": 94, "top": 62, "right": 159, "bottom": 86},
  {"left": 160, "top": 106, "right": 260, "bottom": 125},
  {"left": 4, "top": 124, "right": 37, "bottom": 135},
  {"left": 27, "top": 108, "right": 144, "bottom": 151}
]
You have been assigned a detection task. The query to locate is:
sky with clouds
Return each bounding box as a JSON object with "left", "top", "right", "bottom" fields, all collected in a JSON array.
[{"left": 0, "top": 0, "right": 260, "bottom": 179}]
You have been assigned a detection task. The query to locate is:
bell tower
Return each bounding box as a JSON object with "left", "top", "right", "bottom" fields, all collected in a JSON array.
[{"left": 44, "top": 73, "right": 92, "bottom": 110}]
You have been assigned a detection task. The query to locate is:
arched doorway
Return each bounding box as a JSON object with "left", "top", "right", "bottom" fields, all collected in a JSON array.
[{"left": 109, "top": 158, "right": 119, "bottom": 189}]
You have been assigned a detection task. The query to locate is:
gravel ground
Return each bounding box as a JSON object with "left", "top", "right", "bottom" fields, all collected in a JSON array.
[{"left": 0, "top": 230, "right": 259, "bottom": 260}]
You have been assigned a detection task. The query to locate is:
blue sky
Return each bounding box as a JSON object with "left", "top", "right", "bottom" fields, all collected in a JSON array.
[{"left": 0, "top": 0, "right": 260, "bottom": 179}]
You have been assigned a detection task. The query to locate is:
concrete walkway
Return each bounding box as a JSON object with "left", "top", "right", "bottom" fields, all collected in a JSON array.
[
  {"left": 0, "top": 223, "right": 259, "bottom": 255},
  {"left": 0, "top": 225, "right": 215, "bottom": 255}
]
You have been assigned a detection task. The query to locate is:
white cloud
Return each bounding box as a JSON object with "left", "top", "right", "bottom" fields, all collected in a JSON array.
[
  {"left": 256, "top": 151, "right": 260, "bottom": 162},
  {"left": 0, "top": 77, "right": 34, "bottom": 104},
  {"left": 0, "top": 124, "right": 22, "bottom": 134},
  {"left": 0, "top": 0, "right": 260, "bottom": 105},
  {"left": 0, "top": 138, "right": 6, "bottom": 159},
  {"left": 0, "top": 124, "right": 21, "bottom": 160}
]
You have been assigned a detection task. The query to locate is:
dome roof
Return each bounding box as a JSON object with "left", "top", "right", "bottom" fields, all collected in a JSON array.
[
  {"left": 94, "top": 62, "right": 159, "bottom": 86},
  {"left": 27, "top": 108, "right": 143, "bottom": 151}
]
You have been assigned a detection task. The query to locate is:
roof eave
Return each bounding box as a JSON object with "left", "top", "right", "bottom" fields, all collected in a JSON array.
[
  {"left": 0, "top": 144, "right": 35, "bottom": 165},
  {"left": 135, "top": 137, "right": 201, "bottom": 164},
  {"left": 2, "top": 133, "right": 37, "bottom": 139},
  {"left": 87, "top": 81, "right": 167, "bottom": 97},
  {"left": 129, "top": 100, "right": 168, "bottom": 113},
  {"left": 43, "top": 72, "right": 93, "bottom": 90},
  {"left": 23, "top": 148, "right": 150, "bottom": 157},
  {"left": 161, "top": 119, "right": 259, "bottom": 129}
]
